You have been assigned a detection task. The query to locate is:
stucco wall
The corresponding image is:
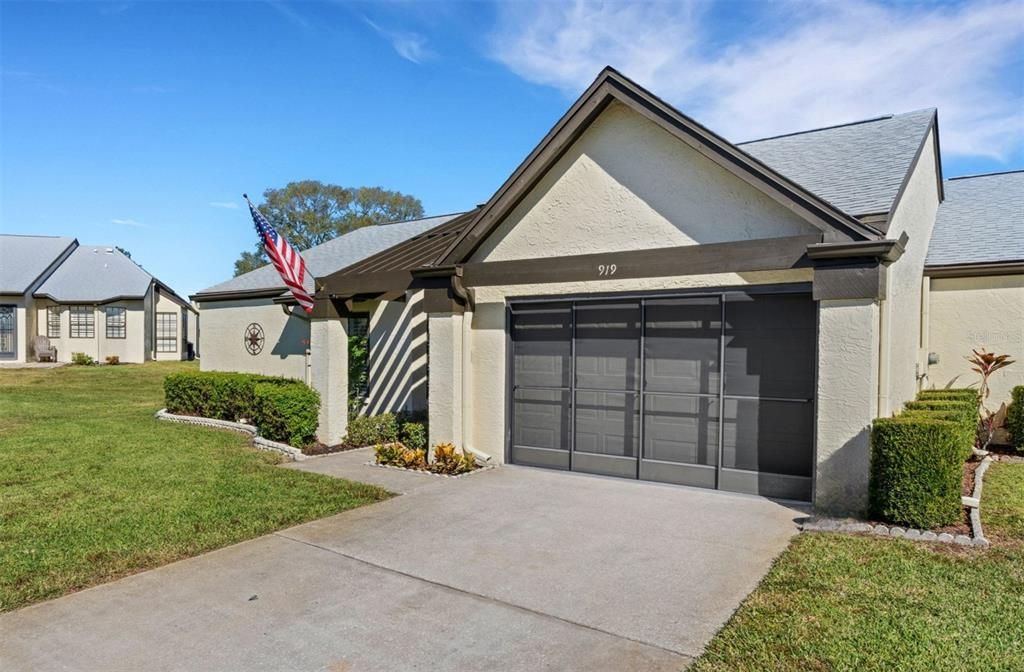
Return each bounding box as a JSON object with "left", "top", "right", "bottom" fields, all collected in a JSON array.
[
  {"left": 197, "top": 298, "right": 310, "bottom": 380},
  {"left": 879, "top": 130, "right": 941, "bottom": 416},
  {"left": 34, "top": 299, "right": 147, "bottom": 363},
  {"left": 926, "top": 274, "right": 1024, "bottom": 405},
  {"left": 364, "top": 295, "right": 428, "bottom": 416},
  {"left": 473, "top": 100, "right": 818, "bottom": 264}
]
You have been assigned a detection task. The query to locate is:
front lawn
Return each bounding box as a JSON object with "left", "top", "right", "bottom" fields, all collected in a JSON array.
[
  {"left": 0, "top": 362, "right": 390, "bottom": 612},
  {"left": 694, "top": 461, "right": 1024, "bottom": 671}
]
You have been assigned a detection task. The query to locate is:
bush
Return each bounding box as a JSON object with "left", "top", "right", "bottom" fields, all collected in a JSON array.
[
  {"left": 374, "top": 442, "right": 405, "bottom": 466},
  {"left": 918, "top": 389, "right": 980, "bottom": 404},
  {"left": 870, "top": 416, "right": 965, "bottom": 528},
  {"left": 252, "top": 382, "right": 320, "bottom": 448},
  {"left": 430, "top": 442, "right": 477, "bottom": 475},
  {"left": 104, "top": 355, "right": 120, "bottom": 365},
  {"left": 345, "top": 413, "right": 399, "bottom": 447},
  {"left": 71, "top": 352, "right": 95, "bottom": 366},
  {"left": 163, "top": 371, "right": 317, "bottom": 446},
  {"left": 1008, "top": 386, "right": 1024, "bottom": 453},
  {"left": 400, "top": 422, "right": 427, "bottom": 451}
]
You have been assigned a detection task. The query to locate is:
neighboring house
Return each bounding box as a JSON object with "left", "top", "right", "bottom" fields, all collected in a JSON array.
[
  {"left": 923, "top": 171, "right": 1024, "bottom": 404},
  {"left": 192, "top": 214, "right": 461, "bottom": 413},
  {"left": 0, "top": 235, "right": 197, "bottom": 363}
]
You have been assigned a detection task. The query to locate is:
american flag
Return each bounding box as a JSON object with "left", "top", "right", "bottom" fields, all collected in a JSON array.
[{"left": 244, "top": 194, "right": 315, "bottom": 313}]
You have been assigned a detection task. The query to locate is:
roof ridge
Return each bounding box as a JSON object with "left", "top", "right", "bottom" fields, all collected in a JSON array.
[
  {"left": 737, "top": 108, "right": 937, "bottom": 146},
  {"left": 0, "top": 233, "right": 73, "bottom": 239},
  {"left": 378, "top": 210, "right": 468, "bottom": 226},
  {"left": 946, "top": 169, "right": 1024, "bottom": 181}
]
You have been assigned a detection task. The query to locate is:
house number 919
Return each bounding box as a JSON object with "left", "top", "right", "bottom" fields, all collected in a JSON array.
[{"left": 597, "top": 264, "right": 617, "bottom": 276}]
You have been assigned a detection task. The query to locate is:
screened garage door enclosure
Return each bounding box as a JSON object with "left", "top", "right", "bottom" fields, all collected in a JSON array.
[{"left": 509, "top": 289, "right": 817, "bottom": 501}]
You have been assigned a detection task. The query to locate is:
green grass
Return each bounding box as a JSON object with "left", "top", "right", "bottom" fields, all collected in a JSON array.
[
  {"left": 0, "top": 362, "right": 390, "bottom": 612},
  {"left": 694, "top": 461, "right": 1024, "bottom": 671}
]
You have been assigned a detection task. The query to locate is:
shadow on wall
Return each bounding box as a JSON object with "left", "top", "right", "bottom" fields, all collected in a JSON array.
[
  {"left": 270, "top": 309, "right": 311, "bottom": 359},
  {"left": 364, "top": 296, "right": 428, "bottom": 416},
  {"left": 815, "top": 426, "right": 871, "bottom": 514}
]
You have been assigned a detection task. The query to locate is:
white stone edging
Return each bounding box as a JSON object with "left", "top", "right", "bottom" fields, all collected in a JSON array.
[
  {"left": 802, "top": 456, "right": 995, "bottom": 548},
  {"left": 367, "top": 461, "right": 496, "bottom": 479},
  {"left": 155, "top": 408, "right": 307, "bottom": 462}
]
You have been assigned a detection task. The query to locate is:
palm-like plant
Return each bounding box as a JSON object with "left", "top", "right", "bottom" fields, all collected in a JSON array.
[{"left": 968, "top": 349, "right": 1015, "bottom": 451}]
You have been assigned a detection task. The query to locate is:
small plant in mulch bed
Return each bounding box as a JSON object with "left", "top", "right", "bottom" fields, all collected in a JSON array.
[
  {"left": 104, "top": 355, "right": 120, "bottom": 365},
  {"left": 374, "top": 441, "right": 478, "bottom": 475},
  {"left": 967, "top": 348, "right": 1014, "bottom": 453},
  {"left": 71, "top": 352, "right": 95, "bottom": 366}
]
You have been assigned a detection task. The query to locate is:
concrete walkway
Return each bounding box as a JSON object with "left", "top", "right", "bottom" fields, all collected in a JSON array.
[{"left": 1, "top": 454, "right": 806, "bottom": 671}]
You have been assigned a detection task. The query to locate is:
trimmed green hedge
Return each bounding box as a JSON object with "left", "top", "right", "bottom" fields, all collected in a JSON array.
[
  {"left": 1008, "top": 385, "right": 1024, "bottom": 453},
  {"left": 344, "top": 412, "right": 399, "bottom": 447},
  {"left": 917, "top": 388, "right": 980, "bottom": 404},
  {"left": 903, "top": 399, "right": 978, "bottom": 455},
  {"left": 164, "top": 372, "right": 320, "bottom": 448},
  {"left": 869, "top": 417, "right": 965, "bottom": 528}
]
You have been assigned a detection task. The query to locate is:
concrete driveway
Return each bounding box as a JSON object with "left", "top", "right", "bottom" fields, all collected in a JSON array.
[{"left": 1, "top": 451, "right": 805, "bottom": 671}]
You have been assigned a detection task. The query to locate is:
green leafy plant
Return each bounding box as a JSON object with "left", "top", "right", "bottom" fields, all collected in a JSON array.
[
  {"left": 344, "top": 413, "right": 399, "bottom": 447},
  {"left": 374, "top": 442, "right": 404, "bottom": 466},
  {"left": 400, "top": 422, "right": 427, "bottom": 451},
  {"left": 429, "top": 442, "right": 477, "bottom": 475},
  {"left": 252, "top": 382, "right": 320, "bottom": 448},
  {"left": 71, "top": 352, "right": 95, "bottom": 366},
  {"left": 1008, "top": 386, "right": 1024, "bottom": 453},
  {"left": 869, "top": 416, "right": 965, "bottom": 528}
]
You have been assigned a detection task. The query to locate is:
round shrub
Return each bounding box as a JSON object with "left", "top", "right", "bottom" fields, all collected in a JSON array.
[
  {"left": 1008, "top": 385, "right": 1024, "bottom": 453},
  {"left": 252, "top": 382, "right": 320, "bottom": 448}
]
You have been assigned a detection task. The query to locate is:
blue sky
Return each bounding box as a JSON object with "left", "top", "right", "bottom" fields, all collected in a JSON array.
[{"left": 3, "top": 0, "right": 1022, "bottom": 297}]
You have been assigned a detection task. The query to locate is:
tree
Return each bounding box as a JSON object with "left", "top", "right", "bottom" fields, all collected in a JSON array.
[{"left": 233, "top": 180, "right": 424, "bottom": 276}]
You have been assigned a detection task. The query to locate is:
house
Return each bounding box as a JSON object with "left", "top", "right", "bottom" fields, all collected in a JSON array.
[
  {"left": 0, "top": 235, "right": 197, "bottom": 364},
  {"left": 192, "top": 214, "right": 461, "bottom": 413},
  {"left": 209, "top": 68, "right": 1022, "bottom": 513},
  {"left": 922, "top": 171, "right": 1023, "bottom": 405}
]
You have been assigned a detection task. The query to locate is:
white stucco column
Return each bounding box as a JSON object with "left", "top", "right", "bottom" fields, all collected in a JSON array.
[
  {"left": 815, "top": 298, "right": 880, "bottom": 514},
  {"left": 310, "top": 317, "right": 348, "bottom": 446},
  {"left": 427, "top": 312, "right": 464, "bottom": 450}
]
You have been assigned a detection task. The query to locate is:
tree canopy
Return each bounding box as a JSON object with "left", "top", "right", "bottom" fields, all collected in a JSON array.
[{"left": 233, "top": 180, "right": 424, "bottom": 276}]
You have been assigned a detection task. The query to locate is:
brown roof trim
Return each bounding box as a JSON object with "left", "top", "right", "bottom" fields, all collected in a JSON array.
[
  {"left": 884, "top": 111, "right": 944, "bottom": 231},
  {"left": 436, "top": 67, "right": 879, "bottom": 266},
  {"left": 806, "top": 232, "right": 909, "bottom": 263},
  {"left": 191, "top": 287, "right": 288, "bottom": 302},
  {"left": 925, "top": 261, "right": 1024, "bottom": 278}
]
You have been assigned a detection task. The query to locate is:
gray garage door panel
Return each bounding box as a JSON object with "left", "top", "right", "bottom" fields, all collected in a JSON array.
[{"left": 509, "top": 290, "right": 815, "bottom": 502}]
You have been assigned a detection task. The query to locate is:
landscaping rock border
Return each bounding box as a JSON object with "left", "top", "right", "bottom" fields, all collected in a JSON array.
[
  {"left": 155, "top": 408, "right": 307, "bottom": 462},
  {"left": 367, "top": 461, "right": 496, "bottom": 479},
  {"left": 802, "top": 455, "right": 994, "bottom": 548}
]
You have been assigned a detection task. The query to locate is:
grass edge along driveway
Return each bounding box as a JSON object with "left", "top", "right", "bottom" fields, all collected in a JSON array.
[
  {"left": 694, "top": 461, "right": 1024, "bottom": 671},
  {"left": 0, "top": 362, "right": 390, "bottom": 612}
]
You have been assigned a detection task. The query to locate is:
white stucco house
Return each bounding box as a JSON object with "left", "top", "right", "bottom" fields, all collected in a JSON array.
[
  {"left": 0, "top": 235, "right": 197, "bottom": 364},
  {"left": 198, "top": 68, "right": 1023, "bottom": 513}
]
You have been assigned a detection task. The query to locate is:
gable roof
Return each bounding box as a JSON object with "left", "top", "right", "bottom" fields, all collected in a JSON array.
[
  {"left": 34, "top": 245, "right": 156, "bottom": 303},
  {"left": 194, "top": 213, "right": 463, "bottom": 300},
  {"left": 739, "top": 109, "right": 939, "bottom": 218},
  {"left": 436, "top": 67, "right": 883, "bottom": 266},
  {"left": 926, "top": 171, "right": 1024, "bottom": 268},
  {"left": 0, "top": 234, "right": 76, "bottom": 294}
]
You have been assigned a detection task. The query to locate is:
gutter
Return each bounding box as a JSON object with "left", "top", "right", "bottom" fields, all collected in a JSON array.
[
  {"left": 924, "top": 261, "right": 1024, "bottom": 278},
  {"left": 805, "top": 232, "right": 908, "bottom": 263},
  {"left": 191, "top": 287, "right": 290, "bottom": 302}
]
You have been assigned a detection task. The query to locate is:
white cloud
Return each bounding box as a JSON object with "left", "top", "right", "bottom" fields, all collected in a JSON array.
[
  {"left": 490, "top": 0, "right": 1024, "bottom": 159},
  {"left": 209, "top": 201, "right": 240, "bottom": 210},
  {"left": 363, "top": 17, "right": 433, "bottom": 64},
  {"left": 111, "top": 218, "right": 148, "bottom": 228}
]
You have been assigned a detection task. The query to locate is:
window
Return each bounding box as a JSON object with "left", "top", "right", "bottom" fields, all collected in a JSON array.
[
  {"left": 348, "top": 315, "right": 369, "bottom": 338},
  {"left": 156, "top": 312, "right": 177, "bottom": 353},
  {"left": 105, "top": 307, "right": 126, "bottom": 339},
  {"left": 69, "top": 306, "right": 94, "bottom": 338},
  {"left": 47, "top": 306, "right": 61, "bottom": 338}
]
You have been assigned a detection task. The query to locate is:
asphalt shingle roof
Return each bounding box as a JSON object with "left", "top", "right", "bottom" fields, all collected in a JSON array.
[
  {"left": 0, "top": 235, "right": 76, "bottom": 294},
  {"left": 195, "top": 213, "right": 463, "bottom": 297},
  {"left": 738, "top": 109, "right": 936, "bottom": 217},
  {"left": 926, "top": 171, "right": 1024, "bottom": 267},
  {"left": 35, "top": 245, "right": 154, "bottom": 302}
]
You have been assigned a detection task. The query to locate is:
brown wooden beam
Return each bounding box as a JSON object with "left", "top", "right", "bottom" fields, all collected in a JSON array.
[{"left": 459, "top": 234, "right": 821, "bottom": 287}]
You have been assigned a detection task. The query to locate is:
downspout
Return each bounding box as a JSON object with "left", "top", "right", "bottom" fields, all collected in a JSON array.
[{"left": 918, "top": 276, "right": 931, "bottom": 391}]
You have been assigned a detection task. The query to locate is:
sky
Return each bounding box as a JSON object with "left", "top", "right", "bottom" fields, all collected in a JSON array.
[{"left": 2, "top": 0, "right": 1022, "bottom": 298}]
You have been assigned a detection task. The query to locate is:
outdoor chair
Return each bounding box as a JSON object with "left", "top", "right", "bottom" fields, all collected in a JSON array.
[{"left": 35, "top": 335, "right": 57, "bottom": 362}]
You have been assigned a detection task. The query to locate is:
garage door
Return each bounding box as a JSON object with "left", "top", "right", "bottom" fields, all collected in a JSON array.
[{"left": 509, "top": 290, "right": 816, "bottom": 501}]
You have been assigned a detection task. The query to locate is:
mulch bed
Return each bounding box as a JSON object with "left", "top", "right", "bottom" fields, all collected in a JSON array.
[{"left": 302, "top": 441, "right": 367, "bottom": 456}]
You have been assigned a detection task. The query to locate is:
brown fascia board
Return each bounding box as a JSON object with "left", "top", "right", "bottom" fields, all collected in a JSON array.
[
  {"left": 884, "top": 111, "right": 944, "bottom": 231},
  {"left": 191, "top": 286, "right": 289, "bottom": 302},
  {"left": 437, "top": 66, "right": 879, "bottom": 266},
  {"left": 806, "top": 232, "right": 909, "bottom": 263},
  {"left": 925, "top": 261, "right": 1024, "bottom": 278}
]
